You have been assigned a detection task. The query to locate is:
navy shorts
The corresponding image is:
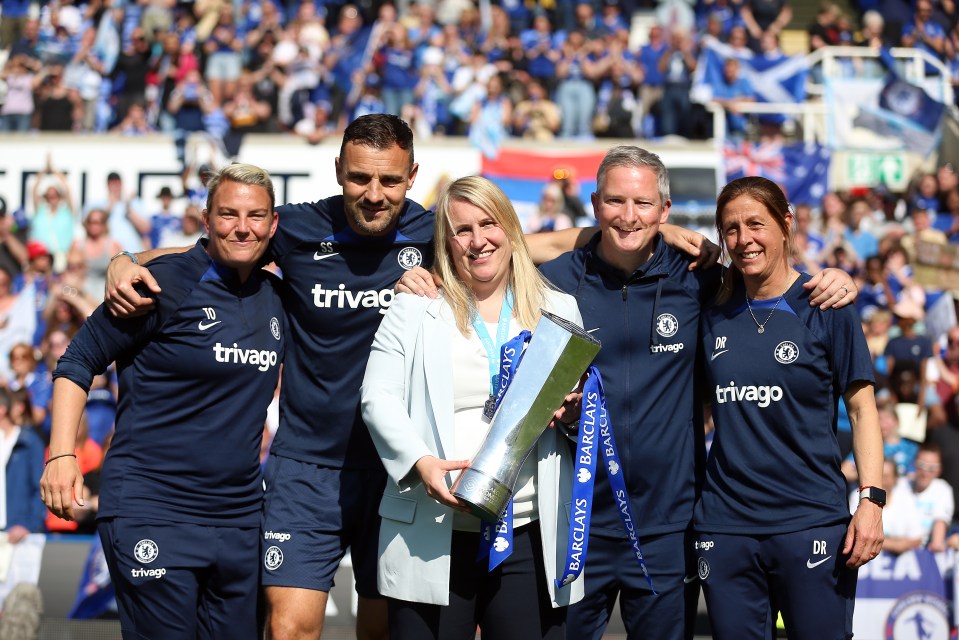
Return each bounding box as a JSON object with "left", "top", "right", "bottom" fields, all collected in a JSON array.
[
  {"left": 260, "top": 454, "right": 386, "bottom": 597},
  {"left": 567, "top": 529, "right": 699, "bottom": 640},
  {"left": 695, "top": 523, "right": 857, "bottom": 640},
  {"left": 98, "top": 518, "right": 260, "bottom": 640}
]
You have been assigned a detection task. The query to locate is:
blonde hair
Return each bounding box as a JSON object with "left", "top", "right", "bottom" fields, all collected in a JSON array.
[
  {"left": 205, "top": 163, "right": 276, "bottom": 213},
  {"left": 433, "top": 176, "right": 553, "bottom": 335}
]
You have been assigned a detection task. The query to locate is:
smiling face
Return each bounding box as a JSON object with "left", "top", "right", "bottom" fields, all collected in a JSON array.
[
  {"left": 446, "top": 198, "right": 512, "bottom": 298},
  {"left": 202, "top": 180, "right": 278, "bottom": 281},
  {"left": 592, "top": 165, "right": 670, "bottom": 274},
  {"left": 335, "top": 141, "right": 418, "bottom": 237},
  {"left": 720, "top": 194, "right": 793, "bottom": 296}
]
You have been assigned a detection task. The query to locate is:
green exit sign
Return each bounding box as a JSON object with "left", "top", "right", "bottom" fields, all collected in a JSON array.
[{"left": 847, "top": 153, "right": 906, "bottom": 190}]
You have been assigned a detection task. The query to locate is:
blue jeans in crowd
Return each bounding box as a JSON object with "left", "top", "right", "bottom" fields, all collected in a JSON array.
[
  {"left": 660, "top": 82, "right": 692, "bottom": 137},
  {"left": 557, "top": 78, "right": 596, "bottom": 139},
  {"left": 0, "top": 113, "right": 31, "bottom": 131},
  {"left": 382, "top": 87, "right": 415, "bottom": 118}
]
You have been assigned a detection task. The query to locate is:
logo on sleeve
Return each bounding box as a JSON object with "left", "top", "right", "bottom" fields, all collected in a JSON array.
[
  {"left": 397, "top": 247, "right": 423, "bottom": 270},
  {"left": 134, "top": 539, "right": 159, "bottom": 564},
  {"left": 655, "top": 313, "right": 678, "bottom": 338},
  {"left": 774, "top": 341, "right": 799, "bottom": 364}
]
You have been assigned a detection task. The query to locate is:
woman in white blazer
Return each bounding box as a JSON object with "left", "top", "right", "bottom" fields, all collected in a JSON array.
[{"left": 361, "top": 176, "right": 585, "bottom": 639}]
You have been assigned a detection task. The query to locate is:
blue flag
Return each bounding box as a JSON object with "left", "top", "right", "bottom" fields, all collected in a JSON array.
[
  {"left": 68, "top": 537, "right": 116, "bottom": 619},
  {"left": 878, "top": 76, "right": 946, "bottom": 134},
  {"left": 692, "top": 38, "right": 808, "bottom": 105},
  {"left": 725, "top": 140, "right": 830, "bottom": 205}
]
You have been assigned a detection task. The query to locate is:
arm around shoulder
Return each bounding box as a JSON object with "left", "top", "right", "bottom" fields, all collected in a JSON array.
[
  {"left": 361, "top": 293, "right": 438, "bottom": 489},
  {"left": 104, "top": 245, "right": 190, "bottom": 317}
]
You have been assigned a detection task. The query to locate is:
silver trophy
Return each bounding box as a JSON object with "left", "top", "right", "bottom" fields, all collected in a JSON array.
[{"left": 451, "top": 311, "right": 601, "bottom": 522}]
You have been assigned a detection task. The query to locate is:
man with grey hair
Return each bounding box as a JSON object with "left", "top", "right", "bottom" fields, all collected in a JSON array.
[
  {"left": 856, "top": 10, "right": 887, "bottom": 48},
  {"left": 539, "top": 145, "right": 859, "bottom": 640},
  {"left": 539, "top": 145, "right": 717, "bottom": 640}
]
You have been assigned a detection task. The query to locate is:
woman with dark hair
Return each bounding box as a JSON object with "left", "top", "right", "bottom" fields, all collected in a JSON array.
[{"left": 693, "top": 176, "right": 884, "bottom": 639}]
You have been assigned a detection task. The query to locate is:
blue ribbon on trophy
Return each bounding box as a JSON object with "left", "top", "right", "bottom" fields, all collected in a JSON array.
[
  {"left": 452, "top": 311, "right": 602, "bottom": 583},
  {"left": 555, "top": 366, "right": 655, "bottom": 593}
]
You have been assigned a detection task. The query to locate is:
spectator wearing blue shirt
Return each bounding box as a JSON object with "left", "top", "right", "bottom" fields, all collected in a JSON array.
[
  {"left": 637, "top": 24, "right": 667, "bottom": 137},
  {"left": 521, "top": 14, "right": 562, "bottom": 92},
  {"left": 885, "top": 298, "right": 935, "bottom": 414},
  {"left": 600, "top": 3, "right": 630, "bottom": 35},
  {"left": 149, "top": 187, "right": 183, "bottom": 250},
  {"left": 844, "top": 199, "right": 879, "bottom": 268},
  {"left": 376, "top": 24, "right": 419, "bottom": 118},
  {"left": 556, "top": 29, "right": 600, "bottom": 139},
  {"left": 0, "top": 0, "right": 31, "bottom": 50},
  {"left": 325, "top": 4, "right": 372, "bottom": 127},
  {"left": 696, "top": 0, "right": 743, "bottom": 39},
  {"left": 711, "top": 57, "right": 754, "bottom": 138},
  {"left": 8, "top": 18, "right": 41, "bottom": 61},
  {"left": 658, "top": 28, "right": 697, "bottom": 137},
  {"left": 0, "top": 384, "right": 46, "bottom": 607},
  {"left": 902, "top": 0, "right": 947, "bottom": 61}
]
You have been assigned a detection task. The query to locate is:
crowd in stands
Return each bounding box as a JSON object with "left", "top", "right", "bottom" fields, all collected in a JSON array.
[
  {"left": 0, "top": 0, "right": 957, "bottom": 154},
  {"left": 5, "top": 0, "right": 959, "bottom": 617}
]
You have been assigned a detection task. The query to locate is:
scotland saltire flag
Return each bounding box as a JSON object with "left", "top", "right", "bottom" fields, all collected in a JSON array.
[
  {"left": 692, "top": 37, "right": 809, "bottom": 108},
  {"left": 725, "top": 140, "right": 830, "bottom": 205}
]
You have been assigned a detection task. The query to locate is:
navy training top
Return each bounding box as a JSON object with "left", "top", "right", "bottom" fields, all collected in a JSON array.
[
  {"left": 55, "top": 241, "right": 285, "bottom": 526},
  {"left": 695, "top": 272, "right": 875, "bottom": 534},
  {"left": 540, "top": 234, "right": 720, "bottom": 538},
  {"left": 265, "top": 196, "right": 434, "bottom": 469}
]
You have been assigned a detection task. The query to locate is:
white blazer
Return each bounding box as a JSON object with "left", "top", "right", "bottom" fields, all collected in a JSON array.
[{"left": 361, "top": 289, "right": 586, "bottom": 607}]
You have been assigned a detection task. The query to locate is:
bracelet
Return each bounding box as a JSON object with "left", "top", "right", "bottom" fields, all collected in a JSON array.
[
  {"left": 110, "top": 250, "right": 139, "bottom": 265},
  {"left": 45, "top": 453, "right": 76, "bottom": 466}
]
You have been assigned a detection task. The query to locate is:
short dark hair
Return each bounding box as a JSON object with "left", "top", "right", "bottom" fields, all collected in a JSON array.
[
  {"left": 339, "top": 114, "right": 414, "bottom": 170},
  {"left": 107, "top": 171, "right": 121, "bottom": 182}
]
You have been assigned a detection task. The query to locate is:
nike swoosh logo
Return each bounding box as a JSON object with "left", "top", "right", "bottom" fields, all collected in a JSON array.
[
  {"left": 198, "top": 320, "right": 222, "bottom": 331},
  {"left": 314, "top": 252, "right": 339, "bottom": 261},
  {"left": 586, "top": 328, "right": 600, "bottom": 334},
  {"left": 710, "top": 349, "right": 729, "bottom": 360},
  {"left": 806, "top": 556, "right": 832, "bottom": 569},
  {"left": 683, "top": 575, "right": 698, "bottom": 583}
]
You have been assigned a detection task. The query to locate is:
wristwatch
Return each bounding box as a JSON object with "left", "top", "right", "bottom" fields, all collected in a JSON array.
[
  {"left": 859, "top": 485, "right": 887, "bottom": 508},
  {"left": 110, "top": 250, "right": 139, "bottom": 265}
]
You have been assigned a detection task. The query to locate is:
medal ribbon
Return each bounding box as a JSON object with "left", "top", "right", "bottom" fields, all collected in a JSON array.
[{"left": 472, "top": 289, "right": 533, "bottom": 571}]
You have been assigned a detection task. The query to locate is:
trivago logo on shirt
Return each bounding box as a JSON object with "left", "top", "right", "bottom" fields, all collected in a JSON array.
[
  {"left": 714, "top": 380, "right": 784, "bottom": 408},
  {"left": 312, "top": 283, "right": 394, "bottom": 315},
  {"left": 212, "top": 343, "right": 280, "bottom": 372}
]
